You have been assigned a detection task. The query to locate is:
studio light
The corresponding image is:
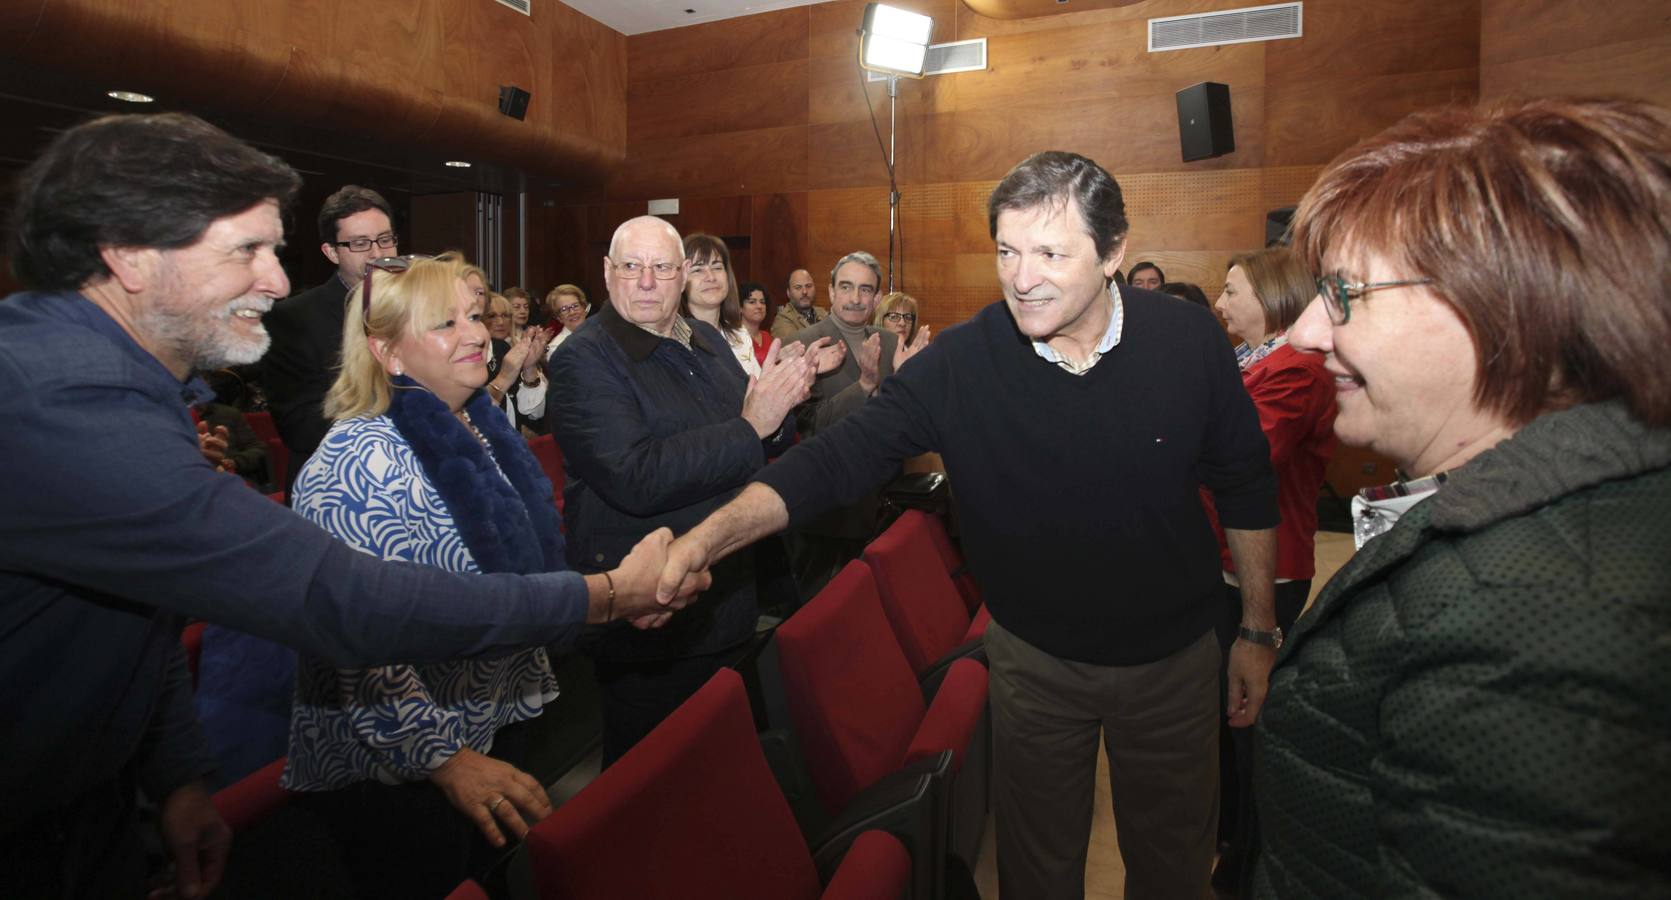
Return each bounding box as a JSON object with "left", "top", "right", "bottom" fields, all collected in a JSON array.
[{"left": 859, "top": 3, "right": 934, "bottom": 78}]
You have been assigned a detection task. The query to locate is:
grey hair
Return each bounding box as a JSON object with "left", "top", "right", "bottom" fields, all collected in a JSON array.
[
  {"left": 608, "top": 215, "right": 684, "bottom": 260},
  {"left": 828, "top": 251, "right": 882, "bottom": 289}
]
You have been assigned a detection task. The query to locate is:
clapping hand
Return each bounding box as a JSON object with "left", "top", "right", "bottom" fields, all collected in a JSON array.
[
  {"left": 855, "top": 332, "right": 883, "bottom": 394},
  {"left": 521, "top": 330, "right": 551, "bottom": 380},
  {"left": 741, "top": 338, "right": 816, "bottom": 438},
  {"left": 893, "top": 325, "right": 931, "bottom": 371},
  {"left": 195, "top": 421, "right": 235, "bottom": 473}
]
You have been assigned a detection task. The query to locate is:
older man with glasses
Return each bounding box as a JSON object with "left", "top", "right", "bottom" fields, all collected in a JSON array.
[
  {"left": 546, "top": 215, "right": 820, "bottom": 764},
  {"left": 263, "top": 184, "right": 399, "bottom": 500}
]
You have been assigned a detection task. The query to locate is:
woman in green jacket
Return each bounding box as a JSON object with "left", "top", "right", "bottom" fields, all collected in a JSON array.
[{"left": 1253, "top": 97, "right": 1671, "bottom": 898}]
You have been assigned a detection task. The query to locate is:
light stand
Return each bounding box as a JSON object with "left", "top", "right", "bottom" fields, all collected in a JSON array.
[{"left": 858, "top": 3, "right": 932, "bottom": 294}]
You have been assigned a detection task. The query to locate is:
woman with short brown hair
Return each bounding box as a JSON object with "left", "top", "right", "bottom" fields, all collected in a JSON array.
[{"left": 1253, "top": 97, "right": 1671, "bottom": 899}]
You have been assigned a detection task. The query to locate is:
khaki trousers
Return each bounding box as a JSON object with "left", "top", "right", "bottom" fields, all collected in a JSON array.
[{"left": 986, "top": 621, "right": 1220, "bottom": 900}]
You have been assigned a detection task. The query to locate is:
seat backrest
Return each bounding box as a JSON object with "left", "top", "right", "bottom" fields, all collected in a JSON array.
[
  {"left": 910, "top": 509, "right": 961, "bottom": 572},
  {"left": 526, "top": 669, "right": 823, "bottom": 900},
  {"left": 863, "top": 513, "right": 973, "bottom": 674},
  {"left": 774, "top": 561, "right": 926, "bottom": 815},
  {"left": 525, "top": 434, "right": 565, "bottom": 513}
]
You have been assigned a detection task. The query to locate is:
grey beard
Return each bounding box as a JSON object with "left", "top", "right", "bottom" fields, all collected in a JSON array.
[{"left": 137, "top": 305, "right": 270, "bottom": 372}]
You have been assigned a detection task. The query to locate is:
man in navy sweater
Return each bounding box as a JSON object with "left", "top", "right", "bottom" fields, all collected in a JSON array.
[{"left": 659, "top": 151, "right": 1280, "bottom": 898}]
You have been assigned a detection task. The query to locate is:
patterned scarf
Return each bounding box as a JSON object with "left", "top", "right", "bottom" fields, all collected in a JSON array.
[
  {"left": 1235, "top": 331, "right": 1289, "bottom": 371},
  {"left": 384, "top": 376, "right": 565, "bottom": 574}
]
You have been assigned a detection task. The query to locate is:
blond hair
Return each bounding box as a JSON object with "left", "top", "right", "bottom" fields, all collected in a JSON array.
[
  {"left": 324, "top": 255, "right": 483, "bottom": 420},
  {"left": 873, "top": 291, "right": 920, "bottom": 342}
]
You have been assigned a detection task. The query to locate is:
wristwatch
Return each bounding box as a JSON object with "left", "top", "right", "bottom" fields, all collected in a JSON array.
[{"left": 1237, "top": 625, "right": 1284, "bottom": 649}]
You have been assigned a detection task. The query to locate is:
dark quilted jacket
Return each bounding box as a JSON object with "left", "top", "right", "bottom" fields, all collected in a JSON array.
[{"left": 1253, "top": 401, "right": 1671, "bottom": 898}]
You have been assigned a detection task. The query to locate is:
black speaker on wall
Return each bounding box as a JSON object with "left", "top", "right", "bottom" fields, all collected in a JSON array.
[
  {"left": 1176, "top": 81, "right": 1234, "bottom": 162},
  {"left": 498, "top": 85, "right": 531, "bottom": 120}
]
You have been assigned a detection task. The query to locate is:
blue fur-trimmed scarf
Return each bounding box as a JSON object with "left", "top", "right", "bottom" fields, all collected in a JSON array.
[{"left": 385, "top": 376, "right": 565, "bottom": 575}]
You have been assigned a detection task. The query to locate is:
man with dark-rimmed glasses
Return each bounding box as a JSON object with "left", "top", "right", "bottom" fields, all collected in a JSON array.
[{"left": 263, "top": 184, "right": 399, "bottom": 499}]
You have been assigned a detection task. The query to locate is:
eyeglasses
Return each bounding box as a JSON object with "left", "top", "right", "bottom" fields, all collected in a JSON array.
[
  {"left": 334, "top": 232, "right": 398, "bottom": 253},
  {"left": 882, "top": 312, "right": 916, "bottom": 324},
  {"left": 610, "top": 259, "right": 682, "bottom": 280},
  {"left": 1315, "top": 274, "right": 1434, "bottom": 324},
  {"left": 360, "top": 255, "right": 431, "bottom": 326},
  {"left": 557, "top": 303, "right": 586, "bottom": 315}
]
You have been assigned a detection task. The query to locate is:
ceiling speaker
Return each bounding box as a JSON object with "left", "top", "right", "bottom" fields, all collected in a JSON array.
[{"left": 498, "top": 85, "right": 531, "bottom": 121}]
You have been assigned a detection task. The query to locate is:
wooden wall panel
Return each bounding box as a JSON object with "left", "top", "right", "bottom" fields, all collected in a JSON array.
[
  {"left": 608, "top": 125, "right": 809, "bottom": 199},
  {"left": 0, "top": 0, "right": 627, "bottom": 180},
  {"left": 1263, "top": 0, "right": 1479, "bottom": 167},
  {"left": 627, "top": 7, "right": 809, "bottom": 82},
  {"left": 750, "top": 192, "right": 811, "bottom": 307},
  {"left": 1479, "top": 0, "right": 1671, "bottom": 107},
  {"left": 627, "top": 60, "right": 810, "bottom": 142}
]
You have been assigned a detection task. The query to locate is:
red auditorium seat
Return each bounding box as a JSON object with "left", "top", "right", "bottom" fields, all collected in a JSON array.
[
  {"left": 863, "top": 512, "right": 989, "bottom": 680},
  {"left": 210, "top": 757, "right": 290, "bottom": 834},
  {"left": 773, "top": 562, "right": 987, "bottom": 821},
  {"left": 526, "top": 668, "right": 910, "bottom": 900},
  {"left": 911, "top": 510, "right": 983, "bottom": 615},
  {"left": 180, "top": 620, "right": 207, "bottom": 688},
  {"left": 525, "top": 434, "right": 566, "bottom": 515}
]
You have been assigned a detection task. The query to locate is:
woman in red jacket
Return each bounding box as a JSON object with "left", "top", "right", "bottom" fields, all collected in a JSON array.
[{"left": 1206, "top": 245, "right": 1337, "bottom": 893}]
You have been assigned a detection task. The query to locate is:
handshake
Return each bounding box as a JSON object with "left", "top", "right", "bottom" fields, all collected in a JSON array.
[
  {"left": 597, "top": 484, "right": 788, "bottom": 629},
  {"left": 594, "top": 527, "right": 712, "bottom": 630}
]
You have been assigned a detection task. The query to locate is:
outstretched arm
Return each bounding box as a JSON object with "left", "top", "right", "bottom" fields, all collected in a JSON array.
[{"left": 657, "top": 483, "right": 789, "bottom": 604}]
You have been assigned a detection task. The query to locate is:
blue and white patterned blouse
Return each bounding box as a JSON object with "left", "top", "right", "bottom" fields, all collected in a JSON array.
[{"left": 280, "top": 415, "right": 559, "bottom": 791}]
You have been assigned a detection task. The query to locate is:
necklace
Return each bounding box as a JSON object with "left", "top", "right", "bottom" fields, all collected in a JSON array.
[{"left": 456, "top": 409, "right": 491, "bottom": 450}]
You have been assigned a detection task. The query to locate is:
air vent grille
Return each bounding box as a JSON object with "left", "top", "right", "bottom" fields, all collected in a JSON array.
[
  {"left": 494, "top": 0, "right": 530, "bottom": 15},
  {"left": 868, "top": 38, "right": 987, "bottom": 81},
  {"left": 1149, "top": 2, "right": 1301, "bottom": 52}
]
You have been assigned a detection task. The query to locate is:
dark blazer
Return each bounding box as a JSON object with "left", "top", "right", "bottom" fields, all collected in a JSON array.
[
  {"left": 789, "top": 316, "right": 898, "bottom": 438},
  {"left": 547, "top": 302, "right": 792, "bottom": 661},
  {"left": 262, "top": 275, "right": 349, "bottom": 494}
]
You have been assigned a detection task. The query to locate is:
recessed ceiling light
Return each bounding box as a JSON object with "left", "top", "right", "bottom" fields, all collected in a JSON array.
[
  {"left": 107, "top": 91, "right": 155, "bottom": 103},
  {"left": 444, "top": 160, "right": 472, "bottom": 168}
]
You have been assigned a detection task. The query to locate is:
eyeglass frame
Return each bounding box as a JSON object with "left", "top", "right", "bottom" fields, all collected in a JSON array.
[
  {"left": 609, "top": 259, "right": 685, "bottom": 281},
  {"left": 882, "top": 311, "right": 917, "bottom": 323},
  {"left": 556, "top": 302, "right": 587, "bottom": 315},
  {"left": 1315, "top": 274, "right": 1434, "bottom": 324},
  {"left": 360, "top": 255, "right": 433, "bottom": 327},
  {"left": 332, "top": 232, "right": 399, "bottom": 253}
]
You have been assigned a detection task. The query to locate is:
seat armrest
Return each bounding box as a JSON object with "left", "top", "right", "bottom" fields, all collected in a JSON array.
[
  {"left": 820, "top": 830, "right": 912, "bottom": 900},
  {"left": 919, "top": 637, "right": 988, "bottom": 702},
  {"left": 811, "top": 750, "right": 951, "bottom": 900}
]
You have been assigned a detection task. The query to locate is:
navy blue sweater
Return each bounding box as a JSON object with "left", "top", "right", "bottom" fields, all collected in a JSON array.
[{"left": 757, "top": 292, "right": 1278, "bottom": 666}]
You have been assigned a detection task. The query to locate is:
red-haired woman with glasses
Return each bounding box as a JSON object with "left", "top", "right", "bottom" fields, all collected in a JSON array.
[
  {"left": 282, "top": 254, "right": 683, "bottom": 898},
  {"left": 1252, "top": 98, "right": 1671, "bottom": 899}
]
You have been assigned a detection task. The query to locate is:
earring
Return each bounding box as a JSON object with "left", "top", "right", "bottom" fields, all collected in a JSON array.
[{"left": 393, "top": 363, "right": 404, "bottom": 376}]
